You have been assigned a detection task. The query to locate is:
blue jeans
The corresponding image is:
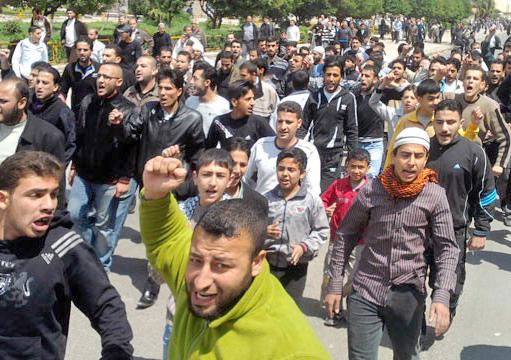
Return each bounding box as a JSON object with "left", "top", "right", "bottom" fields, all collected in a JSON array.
[
  {"left": 113, "top": 178, "right": 138, "bottom": 241},
  {"left": 358, "top": 139, "right": 384, "bottom": 178},
  {"left": 347, "top": 289, "right": 424, "bottom": 360},
  {"left": 67, "top": 175, "right": 120, "bottom": 271},
  {"left": 162, "top": 323, "right": 173, "bottom": 360}
]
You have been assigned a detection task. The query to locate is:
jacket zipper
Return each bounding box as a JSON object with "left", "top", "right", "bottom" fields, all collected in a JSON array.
[
  {"left": 185, "top": 320, "right": 209, "bottom": 359},
  {"left": 277, "top": 199, "right": 288, "bottom": 267}
]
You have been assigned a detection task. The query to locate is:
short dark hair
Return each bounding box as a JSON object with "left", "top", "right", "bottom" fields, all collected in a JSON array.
[
  {"left": 413, "top": 48, "right": 425, "bottom": 57},
  {"left": 347, "top": 148, "right": 370, "bottom": 164},
  {"left": 361, "top": 64, "right": 379, "bottom": 77},
  {"left": 219, "top": 50, "right": 233, "bottom": 60},
  {"left": 75, "top": 36, "right": 93, "bottom": 49},
  {"left": 177, "top": 50, "right": 192, "bottom": 62},
  {"left": 490, "top": 59, "right": 504, "bottom": 68},
  {"left": 105, "top": 43, "right": 122, "bottom": 57},
  {"left": 469, "top": 50, "right": 483, "bottom": 62},
  {"left": 193, "top": 62, "right": 218, "bottom": 90},
  {"left": 157, "top": 68, "right": 184, "bottom": 90},
  {"left": 430, "top": 56, "right": 447, "bottom": 67},
  {"left": 159, "top": 46, "right": 172, "bottom": 55},
  {"left": 416, "top": 79, "right": 441, "bottom": 97},
  {"left": 31, "top": 61, "right": 51, "bottom": 72},
  {"left": 401, "top": 84, "right": 416, "bottom": 96},
  {"left": 197, "top": 148, "right": 234, "bottom": 172},
  {"left": 228, "top": 80, "right": 255, "bottom": 101},
  {"left": 291, "top": 70, "right": 309, "bottom": 90},
  {"left": 225, "top": 137, "right": 251, "bottom": 158},
  {"left": 231, "top": 39, "right": 242, "bottom": 48},
  {"left": 323, "top": 56, "right": 343, "bottom": 73},
  {"left": 196, "top": 199, "right": 269, "bottom": 256},
  {"left": 463, "top": 64, "right": 485, "bottom": 79},
  {"left": 28, "top": 25, "right": 41, "bottom": 34},
  {"left": 251, "top": 57, "right": 268, "bottom": 75},
  {"left": 435, "top": 99, "right": 463, "bottom": 117},
  {"left": 447, "top": 58, "right": 461, "bottom": 71},
  {"left": 277, "top": 101, "right": 302, "bottom": 119},
  {"left": 239, "top": 61, "right": 258, "bottom": 74},
  {"left": 266, "top": 36, "right": 277, "bottom": 43},
  {"left": 277, "top": 147, "right": 307, "bottom": 173},
  {"left": 0, "top": 151, "right": 63, "bottom": 192},
  {"left": 389, "top": 59, "right": 407, "bottom": 70},
  {"left": 38, "top": 66, "right": 61, "bottom": 88}
]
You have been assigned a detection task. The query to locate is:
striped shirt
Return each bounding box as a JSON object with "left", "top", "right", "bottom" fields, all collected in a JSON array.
[{"left": 327, "top": 179, "right": 459, "bottom": 306}]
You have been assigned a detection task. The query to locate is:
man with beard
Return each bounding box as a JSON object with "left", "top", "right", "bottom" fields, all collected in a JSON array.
[
  {"left": 185, "top": 62, "right": 230, "bottom": 136},
  {"left": 153, "top": 23, "right": 172, "bottom": 58},
  {"left": 206, "top": 80, "right": 275, "bottom": 149},
  {"left": 29, "top": 65, "right": 76, "bottom": 163},
  {"left": 298, "top": 57, "right": 358, "bottom": 191},
  {"left": 117, "top": 25, "right": 142, "bottom": 69},
  {"left": 0, "top": 77, "right": 65, "bottom": 165},
  {"left": 487, "top": 60, "right": 505, "bottom": 102},
  {"left": 157, "top": 46, "right": 173, "bottom": 69},
  {"left": 443, "top": 58, "right": 464, "bottom": 97},
  {"left": 239, "top": 61, "right": 278, "bottom": 120},
  {"left": 60, "top": 8, "right": 88, "bottom": 62},
  {"left": 264, "top": 36, "right": 288, "bottom": 87},
  {"left": 217, "top": 51, "right": 234, "bottom": 100},
  {"left": 352, "top": 65, "right": 385, "bottom": 177},
  {"left": 227, "top": 39, "right": 245, "bottom": 84},
  {"left": 67, "top": 63, "right": 139, "bottom": 271},
  {"left": 0, "top": 151, "right": 134, "bottom": 360},
  {"left": 124, "top": 55, "right": 159, "bottom": 108},
  {"left": 60, "top": 37, "right": 99, "bottom": 118},
  {"left": 139, "top": 155, "right": 331, "bottom": 359},
  {"left": 129, "top": 17, "right": 154, "bottom": 55},
  {"left": 102, "top": 44, "right": 136, "bottom": 93},
  {"left": 277, "top": 53, "right": 305, "bottom": 98}
]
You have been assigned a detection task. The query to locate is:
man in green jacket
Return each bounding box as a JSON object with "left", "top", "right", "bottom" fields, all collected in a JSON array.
[{"left": 140, "top": 155, "right": 331, "bottom": 360}]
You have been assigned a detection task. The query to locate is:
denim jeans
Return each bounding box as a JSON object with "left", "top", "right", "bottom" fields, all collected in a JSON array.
[
  {"left": 113, "top": 178, "right": 139, "bottom": 241},
  {"left": 347, "top": 288, "right": 424, "bottom": 360},
  {"left": 162, "top": 323, "right": 173, "bottom": 360},
  {"left": 358, "top": 139, "right": 384, "bottom": 178},
  {"left": 67, "top": 175, "right": 120, "bottom": 271}
]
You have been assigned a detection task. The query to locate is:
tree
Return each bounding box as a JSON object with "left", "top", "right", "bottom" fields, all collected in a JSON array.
[
  {"left": 384, "top": 0, "right": 412, "bottom": 16},
  {"left": 473, "top": 0, "right": 497, "bottom": 18},
  {"left": 338, "top": 0, "right": 383, "bottom": 18},
  {"left": 129, "top": 0, "right": 187, "bottom": 25},
  {"left": 198, "top": 0, "right": 229, "bottom": 28},
  {"left": 5, "top": 0, "right": 116, "bottom": 16}
]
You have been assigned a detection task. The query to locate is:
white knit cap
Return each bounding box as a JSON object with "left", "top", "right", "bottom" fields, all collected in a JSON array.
[
  {"left": 312, "top": 46, "right": 325, "bottom": 57},
  {"left": 393, "top": 127, "right": 430, "bottom": 151}
]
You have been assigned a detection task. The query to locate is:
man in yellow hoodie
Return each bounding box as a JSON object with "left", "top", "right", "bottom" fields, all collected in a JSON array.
[
  {"left": 384, "top": 79, "right": 479, "bottom": 168},
  {"left": 139, "top": 155, "right": 331, "bottom": 360}
]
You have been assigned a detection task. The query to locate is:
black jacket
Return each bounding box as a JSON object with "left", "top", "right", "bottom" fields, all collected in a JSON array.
[
  {"left": 153, "top": 32, "right": 173, "bottom": 56},
  {"left": 60, "top": 60, "right": 100, "bottom": 117},
  {"left": 120, "top": 62, "right": 137, "bottom": 94},
  {"left": 28, "top": 94, "right": 76, "bottom": 162},
  {"left": 0, "top": 214, "right": 133, "bottom": 360},
  {"left": 126, "top": 101, "right": 205, "bottom": 199},
  {"left": 427, "top": 135, "right": 496, "bottom": 236},
  {"left": 206, "top": 112, "right": 275, "bottom": 149},
  {"left": 298, "top": 88, "right": 358, "bottom": 152},
  {"left": 59, "top": 18, "right": 88, "bottom": 44},
  {"left": 352, "top": 88, "right": 384, "bottom": 139},
  {"left": 119, "top": 40, "right": 142, "bottom": 68},
  {"left": 16, "top": 113, "right": 66, "bottom": 163},
  {"left": 73, "top": 92, "right": 139, "bottom": 184}
]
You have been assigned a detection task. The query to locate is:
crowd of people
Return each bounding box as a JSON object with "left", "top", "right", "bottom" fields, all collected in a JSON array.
[{"left": 0, "top": 7, "right": 511, "bottom": 360}]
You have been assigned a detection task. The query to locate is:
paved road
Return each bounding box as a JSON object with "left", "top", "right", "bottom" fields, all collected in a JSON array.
[{"left": 65, "top": 33, "right": 511, "bottom": 360}]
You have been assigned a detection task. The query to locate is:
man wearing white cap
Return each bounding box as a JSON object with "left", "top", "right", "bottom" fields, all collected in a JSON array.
[
  {"left": 309, "top": 46, "right": 325, "bottom": 91},
  {"left": 325, "top": 127, "right": 459, "bottom": 360}
]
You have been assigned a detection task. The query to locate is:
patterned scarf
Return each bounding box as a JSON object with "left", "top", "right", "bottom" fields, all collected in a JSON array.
[{"left": 379, "top": 165, "right": 438, "bottom": 199}]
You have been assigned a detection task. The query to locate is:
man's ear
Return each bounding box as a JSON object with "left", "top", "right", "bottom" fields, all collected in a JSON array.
[
  {"left": 251, "top": 250, "right": 266, "bottom": 277},
  {"left": 192, "top": 170, "right": 198, "bottom": 185},
  {"left": 0, "top": 190, "right": 10, "bottom": 211}
]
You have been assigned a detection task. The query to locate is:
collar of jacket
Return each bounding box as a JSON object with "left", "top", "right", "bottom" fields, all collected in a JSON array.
[
  {"left": 269, "top": 183, "right": 308, "bottom": 200},
  {"left": 18, "top": 112, "right": 41, "bottom": 146},
  {"left": 97, "top": 91, "right": 124, "bottom": 107},
  {"left": 153, "top": 101, "right": 186, "bottom": 120},
  {"left": 253, "top": 79, "right": 264, "bottom": 100},
  {"left": 430, "top": 133, "right": 462, "bottom": 150},
  {"left": 30, "top": 92, "right": 59, "bottom": 113},
  {"left": 208, "top": 260, "right": 274, "bottom": 328},
  {"left": 73, "top": 60, "right": 99, "bottom": 79}
]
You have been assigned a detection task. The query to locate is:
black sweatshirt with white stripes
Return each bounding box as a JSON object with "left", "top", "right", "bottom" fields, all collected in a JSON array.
[{"left": 0, "top": 214, "right": 133, "bottom": 360}]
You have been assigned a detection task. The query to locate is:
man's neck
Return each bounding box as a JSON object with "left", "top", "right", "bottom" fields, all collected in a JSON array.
[
  {"left": 417, "top": 106, "right": 433, "bottom": 119},
  {"left": 231, "top": 109, "right": 248, "bottom": 120},
  {"left": 361, "top": 86, "right": 375, "bottom": 96},
  {"left": 5, "top": 112, "right": 28, "bottom": 126},
  {"left": 282, "top": 185, "right": 301, "bottom": 200},
  {"left": 226, "top": 183, "right": 241, "bottom": 197},
  {"left": 162, "top": 100, "right": 179, "bottom": 114},
  {"left": 276, "top": 136, "right": 298, "bottom": 149},
  {"left": 140, "top": 78, "right": 156, "bottom": 95},
  {"left": 464, "top": 93, "right": 480, "bottom": 103},
  {"left": 350, "top": 178, "right": 364, "bottom": 189},
  {"left": 200, "top": 89, "right": 216, "bottom": 103}
]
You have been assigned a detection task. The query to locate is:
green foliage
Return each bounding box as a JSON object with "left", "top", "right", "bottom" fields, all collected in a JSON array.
[
  {"left": 129, "top": 0, "right": 187, "bottom": 25},
  {"left": 382, "top": 0, "right": 471, "bottom": 22},
  {"left": 4, "top": 0, "right": 116, "bottom": 16},
  {"left": 1, "top": 20, "right": 23, "bottom": 40}
]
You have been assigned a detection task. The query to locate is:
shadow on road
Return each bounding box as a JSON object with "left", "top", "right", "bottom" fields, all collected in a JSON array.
[
  {"left": 460, "top": 345, "right": 511, "bottom": 360},
  {"left": 488, "top": 229, "right": 511, "bottom": 249},
  {"left": 300, "top": 296, "right": 324, "bottom": 318},
  {"left": 120, "top": 226, "right": 142, "bottom": 244},
  {"left": 111, "top": 254, "right": 148, "bottom": 292},
  {"left": 466, "top": 250, "right": 511, "bottom": 272}
]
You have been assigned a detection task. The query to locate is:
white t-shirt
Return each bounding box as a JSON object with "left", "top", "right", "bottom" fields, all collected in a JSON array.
[
  {"left": 244, "top": 137, "right": 322, "bottom": 196},
  {"left": 185, "top": 95, "right": 230, "bottom": 136},
  {"left": 0, "top": 121, "right": 27, "bottom": 164},
  {"left": 286, "top": 25, "right": 300, "bottom": 42},
  {"left": 65, "top": 19, "right": 76, "bottom": 47}
]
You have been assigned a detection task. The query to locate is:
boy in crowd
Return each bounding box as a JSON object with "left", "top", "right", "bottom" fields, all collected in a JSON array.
[
  {"left": 320, "top": 148, "right": 370, "bottom": 323},
  {"left": 264, "top": 148, "right": 329, "bottom": 308}
]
